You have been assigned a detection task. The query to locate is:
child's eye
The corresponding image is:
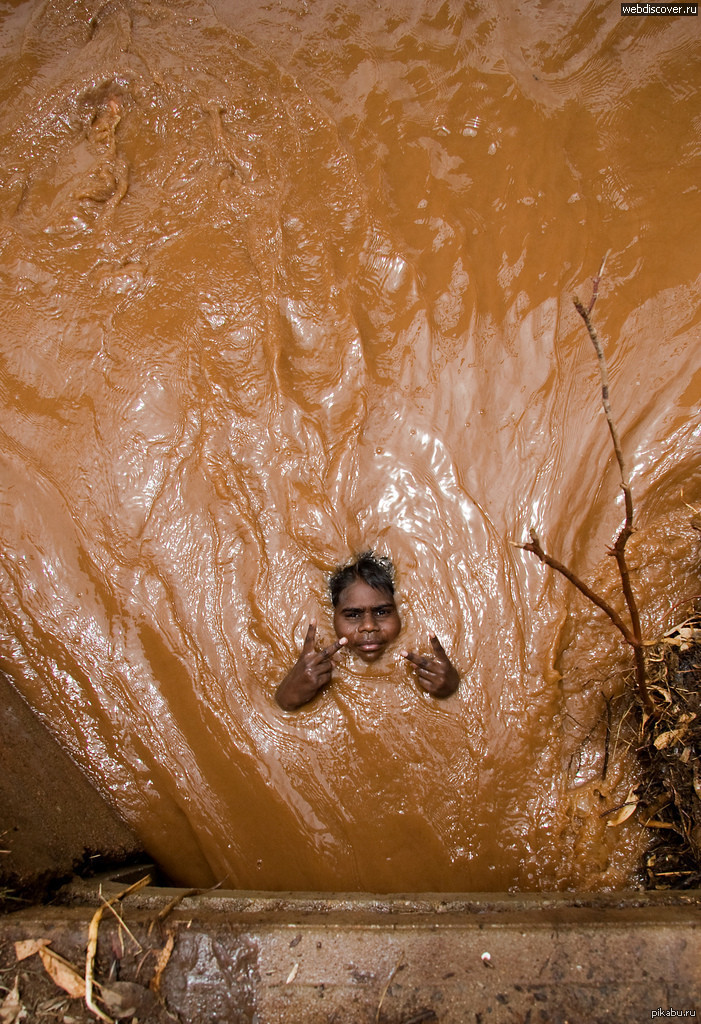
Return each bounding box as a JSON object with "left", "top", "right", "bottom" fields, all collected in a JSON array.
[{"left": 376, "top": 609, "right": 389, "bottom": 617}]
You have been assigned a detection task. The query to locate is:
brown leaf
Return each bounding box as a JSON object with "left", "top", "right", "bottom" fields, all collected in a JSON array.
[
  {"left": 0, "top": 977, "right": 23, "bottom": 1024},
  {"left": 606, "top": 802, "right": 637, "bottom": 826},
  {"left": 14, "top": 938, "right": 51, "bottom": 961},
  {"left": 150, "top": 931, "right": 175, "bottom": 995},
  {"left": 654, "top": 728, "right": 687, "bottom": 750},
  {"left": 39, "top": 948, "right": 86, "bottom": 999},
  {"left": 99, "top": 981, "right": 156, "bottom": 1020},
  {"left": 649, "top": 683, "right": 672, "bottom": 702},
  {"left": 606, "top": 789, "right": 639, "bottom": 827}
]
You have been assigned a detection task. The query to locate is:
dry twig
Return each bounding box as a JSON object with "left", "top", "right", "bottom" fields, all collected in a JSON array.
[
  {"left": 99, "top": 890, "right": 143, "bottom": 953},
  {"left": 375, "top": 955, "right": 403, "bottom": 1023},
  {"left": 85, "top": 874, "right": 151, "bottom": 1022},
  {"left": 149, "top": 932, "right": 175, "bottom": 995}
]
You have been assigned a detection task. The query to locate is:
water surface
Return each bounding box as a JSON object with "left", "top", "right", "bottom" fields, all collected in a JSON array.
[{"left": 0, "top": 0, "right": 700, "bottom": 890}]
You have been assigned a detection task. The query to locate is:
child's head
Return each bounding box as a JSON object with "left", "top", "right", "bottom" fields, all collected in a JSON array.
[
  {"left": 329, "top": 551, "right": 395, "bottom": 606},
  {"left": 329, "top": 552, "right": 401, "bottom": 662}
]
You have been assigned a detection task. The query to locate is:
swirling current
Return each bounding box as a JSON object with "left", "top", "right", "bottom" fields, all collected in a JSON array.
[{"left": 0, "top": 0, "right": 700, "bottom": 891}]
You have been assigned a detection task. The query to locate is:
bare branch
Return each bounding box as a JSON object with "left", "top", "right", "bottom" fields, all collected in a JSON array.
[
  {"left": 519, "top": 260, "right": 652, "bottom": 713},
  {"left": 572, "top": 297, "right": 633, "bottom": 526},
  {"left": 519, "top": 529, "right": 637, "bottom": 647},
  {"left": 572, "top": 291, "right": 642, "bottom": 646},
  {"left": 586, "top": 248, "right": 611, "bottom": 315}
]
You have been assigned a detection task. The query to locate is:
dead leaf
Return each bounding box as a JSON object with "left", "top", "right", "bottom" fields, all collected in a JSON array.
[
  {"left": 654, "top": 728, "right": 687, "bottom": 750},
  {"left": 14, "top": 938, "right": 51, "bottom": 961},
  {"left": 0, "top": 976, "right": 23, "bottom": 1024},
  {"left": 662, "top": 622, "right": 701, "bottom": 650},
  {"left": 150, "top": 931, "right": 175, "bottom": 995},
  {"left": 99, "top": 981, "right": 156, "bottom": 1020},
  {"left": 606, "top": 790, "right": 639, "bottom": 827},
  {"left": 649, "top": 687, "right": 672, "bottom": 704},
  {"left": 39, "top": 948, "right": 86, "bottom": 999},
  {"left": 606, "top": 803, "right": 637, "bottom": 826}
]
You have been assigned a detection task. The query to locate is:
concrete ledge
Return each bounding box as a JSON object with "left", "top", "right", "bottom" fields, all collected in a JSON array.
[{"left": 2, "top": 873, "right": 699, "bottom": 1023}]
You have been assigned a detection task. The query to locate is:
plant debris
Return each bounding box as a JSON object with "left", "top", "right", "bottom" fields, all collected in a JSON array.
[
  {"left": 634, "top": 608, "right": 701, "bottom": 888},
  {"left": 8, "top": 874, "right": 169, "bottom": 1023},
  {"left": 0, "top": 977, "right": 22, "bottom": 1024}
]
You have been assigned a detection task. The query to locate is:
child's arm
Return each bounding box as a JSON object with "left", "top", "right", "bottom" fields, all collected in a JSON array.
[
  {"left": 402, "top": 634, "right": 460, "bottom": 698},
  {"left": 275, "top": 621, "right": 347, "bottom": 711}
]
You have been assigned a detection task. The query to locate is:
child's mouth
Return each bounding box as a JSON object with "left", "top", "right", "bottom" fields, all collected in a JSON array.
[{"left": 355, "top": 640, "right": 384, "bottom": 659}]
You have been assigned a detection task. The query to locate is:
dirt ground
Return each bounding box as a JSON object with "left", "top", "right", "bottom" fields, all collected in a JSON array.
[{"left": 0, "top": 936, "right": 174, "bottom": 1023}]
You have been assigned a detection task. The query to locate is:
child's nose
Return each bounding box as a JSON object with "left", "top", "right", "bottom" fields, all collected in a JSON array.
[{"left": 359, "top": 613, "right": 377, "bottom": 632}]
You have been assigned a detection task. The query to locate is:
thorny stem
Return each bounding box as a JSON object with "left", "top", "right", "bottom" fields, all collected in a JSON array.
[{"left": 521, "top": 260, "right": 652, "bottom": 713}]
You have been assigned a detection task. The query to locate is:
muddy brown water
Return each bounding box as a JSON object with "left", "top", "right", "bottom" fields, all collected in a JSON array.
[{"left": 0, "top": 0, "right": 699, "bottom": 893}]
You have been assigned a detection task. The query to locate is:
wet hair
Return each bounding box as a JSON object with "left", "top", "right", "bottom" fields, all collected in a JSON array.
[{"left": 329, "top": 551, "right": 396, "bottom": 607}]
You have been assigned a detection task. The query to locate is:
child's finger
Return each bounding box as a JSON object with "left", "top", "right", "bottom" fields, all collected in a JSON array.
[
  {"left": 316, "top": 660, "right": 333, "bottom": 684},
  {"left": 321, "top": 637, "right": 347, "bottom": 659},
  {"left": 403, "top": 650, "right": 437, "bottom": 674},
  {"left": 417, "top": 678, "right": 441, "bottom": 694},
  {"left": 302, "top": 621, "right": 317, "bottom": 651},
  {"left": 429, "top": 634, "right": 448, "bottom": 658}
]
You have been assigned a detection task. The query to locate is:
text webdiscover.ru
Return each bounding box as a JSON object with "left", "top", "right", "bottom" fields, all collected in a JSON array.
[{"left": 621, "top": 2, "right": 698, "bottom": 12}]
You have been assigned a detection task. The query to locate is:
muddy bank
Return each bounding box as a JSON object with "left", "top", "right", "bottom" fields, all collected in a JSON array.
[{"left": 0, "top": 672, "right": 143, "bottom": 907}]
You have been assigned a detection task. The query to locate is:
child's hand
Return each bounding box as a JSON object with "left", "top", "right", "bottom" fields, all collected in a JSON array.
[
  {"left": 275, "top": 622, "right": 347, "bottom": 710},
  {"left": 402, "top": 634, "right": 460, "bottom": 698}
]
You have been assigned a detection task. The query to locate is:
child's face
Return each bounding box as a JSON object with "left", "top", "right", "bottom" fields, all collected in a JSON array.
[{"left": 333, "top": 579, "right": 402, "bottom": 663}]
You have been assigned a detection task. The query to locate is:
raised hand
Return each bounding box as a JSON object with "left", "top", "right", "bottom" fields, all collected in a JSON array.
[
  {"left": 275, "top": 621, "right": 347, "bottom": 711},
  {"left": 402, "top": 634, "right": 460, "bottom": 698}
]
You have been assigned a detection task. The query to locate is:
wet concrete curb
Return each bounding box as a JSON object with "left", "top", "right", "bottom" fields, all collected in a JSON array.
[{"left": 2, "top": 874, "right": 699, "bottom": 1023}]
